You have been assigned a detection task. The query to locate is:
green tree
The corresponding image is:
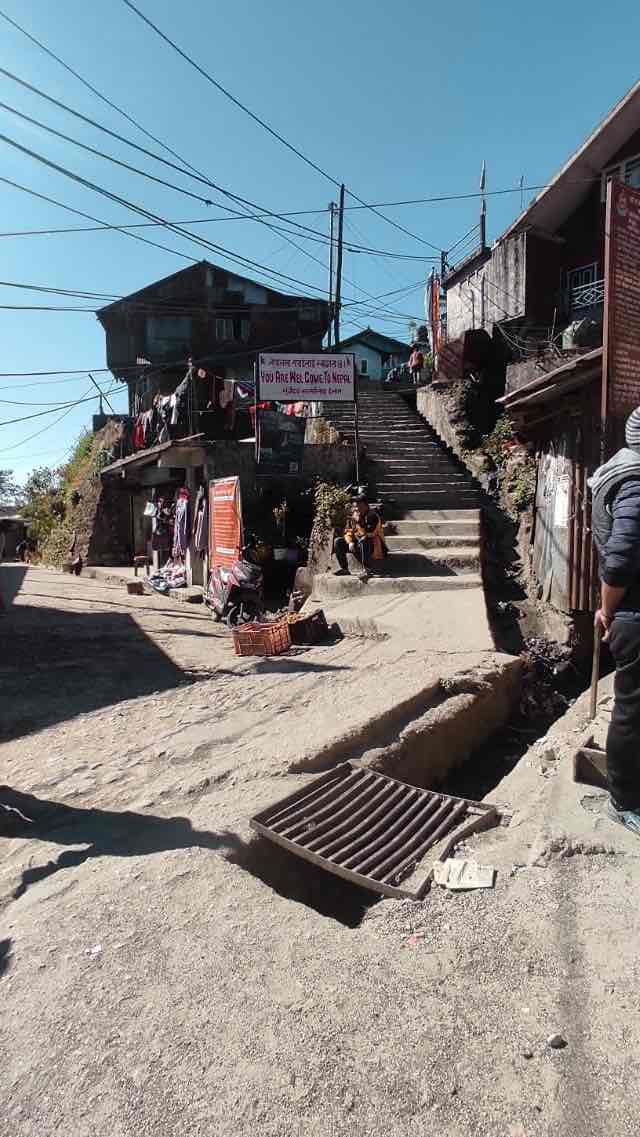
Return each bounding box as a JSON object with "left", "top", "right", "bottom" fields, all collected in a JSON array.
[
  {"left": 21, "top": 466, "right": 65, "bottom": 546},
  {"left": 0, "top": 468, "right": 20, "bottom": 505}
]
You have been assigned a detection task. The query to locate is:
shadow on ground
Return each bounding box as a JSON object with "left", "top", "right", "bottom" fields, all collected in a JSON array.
[
  {"left": 0, "top": 787, "right": 243, "bottom": 901},
  {"left": 0, "top": 937, "right": 11, "bottom": 977},
  {"left": 225, "top": 833, "right": 378, "bottom": 928},
  {"left": 0, "top": 563, "right": 28, "bottom": 608},
  {"left": 0, "top": 578, "right": 208, "bottom": 742}
]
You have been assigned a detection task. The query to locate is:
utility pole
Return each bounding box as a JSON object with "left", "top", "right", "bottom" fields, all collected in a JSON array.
[
  {"left": 327, "top": 201, "right": 336, "bottom": 348},
  {"left": 88, "top": 372, "right": 115, "bottom": 415},
  {"left": 519, "top": 174, "right": 525, "bottom": 211},
  {"left": 480, "top": 159, "right": 487, "bottom": 250},
  {"left": 439, "top": 250, "right": 448, "bottom": 347},
  {"left": 333, "top": 183, "right": 345, "bottom": 348}
]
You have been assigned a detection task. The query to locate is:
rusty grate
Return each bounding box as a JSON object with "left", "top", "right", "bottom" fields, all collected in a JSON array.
[{"left": 250, "top": 763, "right": 499, "bottom": 900}]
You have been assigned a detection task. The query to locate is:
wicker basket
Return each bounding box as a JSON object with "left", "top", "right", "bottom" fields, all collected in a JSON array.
[
  {"left": 232, "top": 618, "right": 291, "bottom": 657},
  {"left": 287, "top": 608, "right": 329, "bottom": 646}
]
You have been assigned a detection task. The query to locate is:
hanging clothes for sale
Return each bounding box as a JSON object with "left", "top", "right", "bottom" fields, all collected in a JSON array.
[
  {"left": 192, "top": 485, "right": 208, "bottom": 554},
  {"left": 172, "top": 488, "right": 191, "bottom": 558},
  {"left": 219, "top": 380, "right": 234, "bottom": 409}
]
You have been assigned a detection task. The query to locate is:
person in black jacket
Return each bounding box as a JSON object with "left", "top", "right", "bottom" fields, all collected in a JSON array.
[{"left": 590, "top": 406, "right": 640, "bottom": 836}]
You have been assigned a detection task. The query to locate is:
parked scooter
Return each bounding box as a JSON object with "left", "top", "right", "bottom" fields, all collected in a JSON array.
[{"left": 205, "top": 535, "right": 264, "bottom": 627}]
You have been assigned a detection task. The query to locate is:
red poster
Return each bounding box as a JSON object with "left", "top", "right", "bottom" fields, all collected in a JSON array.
[
  {"left": 209, "top": 476, "right": 243, "bottom": 569},
  {"left": 603, "top": 180, "right": 640, "bottom": 439}
]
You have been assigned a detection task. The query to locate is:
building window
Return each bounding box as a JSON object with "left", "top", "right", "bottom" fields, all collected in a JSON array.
[
  {"left": 215, "top": 316, "right": 249, "bottom": 342},
  {"left": 146, "top": 315, "right": 191, "bottom": 356},
  {"left": 360, "top": 358, "right": 368, "bottom": 375},
  {"left": 601, "top": 153, "right": 640, "bottom": 201}
]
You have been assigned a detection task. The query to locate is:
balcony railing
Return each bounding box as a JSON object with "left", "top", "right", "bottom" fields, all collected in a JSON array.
[{"left": 567, "top": 279, "right": 605, "bottom": 313}]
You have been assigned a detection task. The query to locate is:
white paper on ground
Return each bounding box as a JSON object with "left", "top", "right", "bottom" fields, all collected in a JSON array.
[{"left": 432, "top": 858, "right": 495, "bottom": 891}]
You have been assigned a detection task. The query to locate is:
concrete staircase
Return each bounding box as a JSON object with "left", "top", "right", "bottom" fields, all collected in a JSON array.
[{"left": 313, "top": 387, "right": 484, "bottom": 606}]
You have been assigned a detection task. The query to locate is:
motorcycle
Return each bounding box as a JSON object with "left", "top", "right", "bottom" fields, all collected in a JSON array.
[{"left": 205, "top": 537, "right": 264, "bottom": 627}]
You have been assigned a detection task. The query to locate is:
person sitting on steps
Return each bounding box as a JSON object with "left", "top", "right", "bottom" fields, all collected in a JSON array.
[{"left": 334, "top": 495, "right": 386, "bottom": 577}]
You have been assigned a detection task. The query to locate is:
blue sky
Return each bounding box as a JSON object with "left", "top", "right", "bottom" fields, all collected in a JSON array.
[{"left": 0, "top": 0, "right": 638, "bottom": 483}]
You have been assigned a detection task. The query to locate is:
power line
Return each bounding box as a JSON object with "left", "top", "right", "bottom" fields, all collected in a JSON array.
[
  {"left": 0, "top": 389, "right": 120, "bottom": 428},
  {"left": 0, "top": 210, "right": 440, "bottom": 260},
  {"left": 0, "top": 69, "right": 442, "bottom": 267},
  {"left": 0, "top": 175, "right": 203, "bottom": 266},
  {"left": 0, "top": 273, "right": 427, "bottom": 322},
  {"left": 0, "top": 385, "right": 96, "bottom": 452},
  {"left": 0, "top": 314, "right": 421, "bottom": 383},
  {"left": 0, "top": 136, "right": 336, "bottom": 298},
  {"left": 0, "top": 7, "right": 208, "bottom": 179},
  {"left": 119, "top": 0, "right": 442, "bottom": 253}
]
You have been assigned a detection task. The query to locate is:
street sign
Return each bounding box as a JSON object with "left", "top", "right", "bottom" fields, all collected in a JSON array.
[{"left": 258, "top": 352, "right": 355, "bottom": 402}]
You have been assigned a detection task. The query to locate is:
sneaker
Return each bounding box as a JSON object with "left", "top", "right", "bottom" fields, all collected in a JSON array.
[
  {"left": 333, "top": 568, "right": 350, "bottom": 577},
  {"left": 607, "top": 799, "right": 640, "bottom": 837}
]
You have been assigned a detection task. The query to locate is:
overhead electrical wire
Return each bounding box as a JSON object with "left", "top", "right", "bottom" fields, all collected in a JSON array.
[
  {"left": 0, "top": 67, "right": 430, "bottom": 259},
  {"left": 0, "top": 61, "right": 441, "bottom": 333},
  {"left": 0, "top": 134, "right": 337, "bottom": 298},
  {"left": 118, "top": 0, "right": 443, "bottom": 253},
  {"left": 0, "top": 388, "right": 120, "bottom": 427},
  {"left": 0, "top": 384, "right": 101, "bottom": 452},
  {"left": 0, "top": 301, "right": 425, "bottom": 383},
  {"left": 0, "top": 210, "right": 440, "bottom": 260},
  {"left": 0, "top": 136, "right": 422, "bottom": 319}
]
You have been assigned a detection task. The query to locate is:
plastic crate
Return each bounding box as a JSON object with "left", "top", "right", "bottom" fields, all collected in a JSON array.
[{"left": 232, "top": 618, "right": 291, "bottom": 657}]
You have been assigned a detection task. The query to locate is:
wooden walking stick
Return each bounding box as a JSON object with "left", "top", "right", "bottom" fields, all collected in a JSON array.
[{"left": 589, "top": 622, "right": 603, "bottom": 721}]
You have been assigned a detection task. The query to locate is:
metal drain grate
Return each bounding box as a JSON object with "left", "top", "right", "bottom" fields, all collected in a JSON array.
[{"left": 251, "top": 763, "right": 499, "bottom": 900}]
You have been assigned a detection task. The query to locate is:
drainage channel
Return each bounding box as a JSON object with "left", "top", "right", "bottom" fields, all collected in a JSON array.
[{"left": 226, "top": 640, "right": 588, "bottom": 927}]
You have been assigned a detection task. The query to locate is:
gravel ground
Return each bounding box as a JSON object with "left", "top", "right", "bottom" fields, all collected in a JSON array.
[{"left": 2, "top": 567, "right": 640, "bottom": 1137}]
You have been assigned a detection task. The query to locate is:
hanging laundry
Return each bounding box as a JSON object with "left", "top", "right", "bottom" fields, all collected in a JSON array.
[
  {"left": 193, "top": 486, "right": 208, "bottom": 554},
  {"left": 219, "top": 380, "right": 234, "bottom": 409},
  {"left": 172, "top": 489, "right": 191, "bottom": 558}
]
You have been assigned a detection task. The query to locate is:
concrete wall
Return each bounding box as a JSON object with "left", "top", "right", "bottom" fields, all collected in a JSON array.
[
  {"left": 210, "top": 439, "right": 354, "bottom": 495},
  {"left": 446, "top": 233, "right": 526, "bottom": 341}
]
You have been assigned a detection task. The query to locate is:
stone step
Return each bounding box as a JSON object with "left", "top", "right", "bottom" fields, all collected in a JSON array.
[
  {"left": 378, "top": 486, "right": 479, "bottom": 497},
  {"left": 379, "top": 497, "right": 481, "bottom": 510},
  {"left": 385, "top": 518, "right": 481, "bottom": 537},
  {"left": 384, "top": 535, "right": 480, "bottom": 553},
  {"left": 375, "top": 473, "right": 469, "bottom": 483},
  {"left": 311, "top": 572, "right": 484, "bottom": 601},
  {"left": 396, "top": 509, "right": 481, "bottom": 521}
]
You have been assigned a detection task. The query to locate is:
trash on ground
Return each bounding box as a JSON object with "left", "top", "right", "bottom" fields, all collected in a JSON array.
[
  {"left": 432, "top": 857, "right": 496, "bottom": 891},
  {"left": 546, "top": 1033, "right": 567, "bottom": 1050}
]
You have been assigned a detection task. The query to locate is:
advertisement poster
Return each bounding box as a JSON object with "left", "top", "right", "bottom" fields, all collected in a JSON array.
[
  {"left": 208, "top": 476, "right": 243, "bottom": 569},
  {"left": 258, "top": 352, "right": 355, "bottom": 402}
]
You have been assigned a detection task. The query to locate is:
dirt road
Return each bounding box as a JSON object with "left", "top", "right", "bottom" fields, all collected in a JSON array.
[{"left": 2, "top": 567, "right": 639, "bottom": 1137}]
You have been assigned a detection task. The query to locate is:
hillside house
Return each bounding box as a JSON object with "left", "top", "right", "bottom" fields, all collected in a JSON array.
[
  {"left": 97, "top": 260, "right": 330, "bottom": 420},
  {"left": 443, "top": 79, "right": 640, "bottom": 397},
  {"left": 333, "top": 328, "right": 410, "bottom": 382}
]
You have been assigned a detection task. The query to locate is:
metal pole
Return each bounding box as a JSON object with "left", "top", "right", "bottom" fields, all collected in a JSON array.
[
  {"left": 353, "top": 355, "right": 360, "bottom": 486},
  {"left": 589, "top": 622, "right": 602, "bottom": 721},
  {"left": 333, "top": 184, "right": 345, "bottom": 347},
  {"left": 88, "top": 372, "right": 115, "bottom": 414},
  {"left": 480, "top": 160, "right": 487, "bottom": 250},
  {"left": 327, "top": 201, "right": 335, "bottom": 349},
  {"left": 254, "top": 360, "right": 259, "bottom": 466}
]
